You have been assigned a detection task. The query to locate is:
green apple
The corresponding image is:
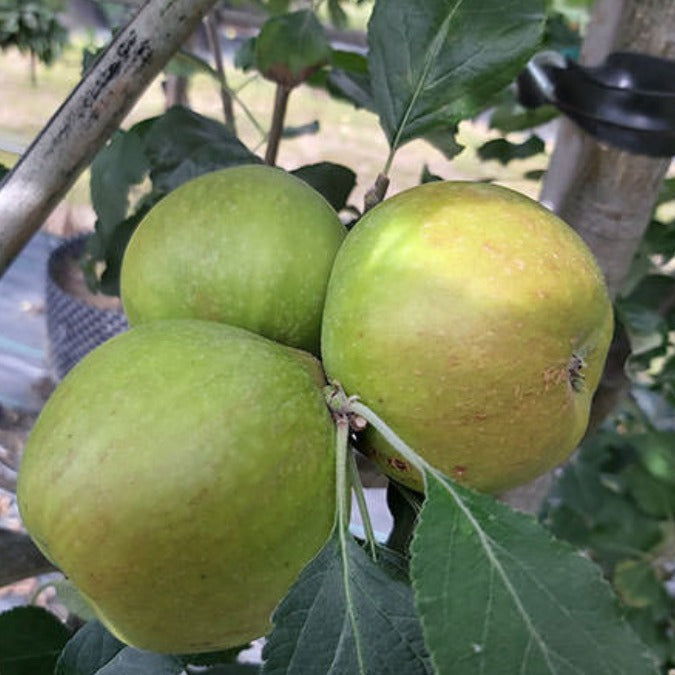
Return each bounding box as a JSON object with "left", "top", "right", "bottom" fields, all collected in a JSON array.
[
  {"left": 120, "top": 164, "right": 347, "bottom": 355},
  {"left": 321, "top": 181, "right": 613, "bottom": 494},
  {"left": 18, "top": 320, "right": 335, "bottom": 653}
]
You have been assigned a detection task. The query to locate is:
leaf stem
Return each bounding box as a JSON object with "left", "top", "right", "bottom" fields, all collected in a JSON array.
[
  {"left": 265, "top": 83, "right": 291, "bottom": 166},
  {"left": 204, "top": 10, "right": 236, "bottom": 133},
  {"left": 348, "top": 448, "right": 378, "bottom": 560},
  {"left": 349, "top": 401, "right": 432, "bottom": 480},
  {"left": 335, "top": 418, "right": 352, "bottom": 535}
]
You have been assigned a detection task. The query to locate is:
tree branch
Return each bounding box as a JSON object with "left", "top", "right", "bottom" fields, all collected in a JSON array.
[
  {"left": 0, "top": 528, "right": 57, "bottom": 587},
  {"left": 0, "top": 0, "right": 219, "bottom": 279}
]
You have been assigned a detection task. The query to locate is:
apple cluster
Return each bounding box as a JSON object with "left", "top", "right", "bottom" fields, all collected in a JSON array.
[{"left": 17, "top": 165, "right": 614, "bottom": 654}]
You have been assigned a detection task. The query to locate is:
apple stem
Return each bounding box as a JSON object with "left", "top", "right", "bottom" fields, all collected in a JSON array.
[{"left": 347, "top": 448, "right": 378, "bottom": 561}]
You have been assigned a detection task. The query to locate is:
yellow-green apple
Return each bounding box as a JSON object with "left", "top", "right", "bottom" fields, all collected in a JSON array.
[
  {"left": 321, "top": 181, "right": 613, "bottom": 494},
  {"left": 120, "top": 165, "right": 346, "bottom": 355},
  {"left": 18, "top": 320, "right": 335, "bottom": 652}
]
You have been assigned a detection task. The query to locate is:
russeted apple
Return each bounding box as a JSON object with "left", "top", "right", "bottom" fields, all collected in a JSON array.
[
  {"left": 321, "top": 181, "right": 613, "bottom": 494},
  {"left": 18, "top": 320, "right": 336, "bottom": 653},
  {"left": 120, "top": 164, "right": 347, "bottom": 355}
]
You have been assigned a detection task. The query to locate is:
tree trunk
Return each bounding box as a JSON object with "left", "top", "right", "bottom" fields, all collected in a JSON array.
[
  {"left": 503, "top": 0, "right": 675, "bottom": 513},
  {"left": 0, "top": 0, "right": 219, "bottom": 279}
]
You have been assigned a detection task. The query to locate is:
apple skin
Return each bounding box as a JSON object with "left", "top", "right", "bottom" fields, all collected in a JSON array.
[
  {"left": 17, "top": 320, "right": 335, "bottom": 653},
  {"left": 120, "top": 165, "right": 347, "bottom": 355},
  {"left": 321, "top": 181, "right": 613, "bottom": 494}
]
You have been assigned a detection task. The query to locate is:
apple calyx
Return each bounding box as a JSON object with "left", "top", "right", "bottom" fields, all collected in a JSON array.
[{"left": 568, "top": 353, "right": 587, "bottom": 393}]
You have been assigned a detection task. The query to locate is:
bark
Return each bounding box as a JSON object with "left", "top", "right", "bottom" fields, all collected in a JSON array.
[
  {"left": 503, "top": 0, "right": 675, "bottom": 514},
  {"left": 541, "top": 0, "right": 675, "bottom": 297},
  {"left": 0, "top": 0, "right": 219, "bottom": 278}
]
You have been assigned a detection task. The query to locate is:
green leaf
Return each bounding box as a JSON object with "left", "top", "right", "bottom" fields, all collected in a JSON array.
[
  {"left": 656, "top": 177, "right": 675, "bottom": 206},
  {"left": 490, "top": 99, "right": 558, "bottom": 133},
  {"left": 89, "top": 121, "right": 152, "bottom": 238},
  {"left": 55, "top": 620, "right": 184, "bottom": 675},
  {"left": 178, "top": 644, "right": 251, "bottom": 667},
  {"left": 281, "top": 119, "right": 320, "bottom": 138},
  {"left": 199, "top": 665, "right": 261, "bottom": 674},
  {"left": 615, "top": 302, "right": 668, "bottom": 357},
  {"left": 262, "top": 529, "right": 432, "bottom": 674},
  {"left": 367, "top": 0, "right": 547, "bottom": 154},
  {"left": 613, "top": 560, "right": 669, "bottom": 611},
  {"left": 0, "top": 606, "right": 70, "bottom": 675},
  {"left": 327, "top": 0, "right": 349, "bottom": 28},
  {"left": 234, "top": 37, "right": 257, "bottom": 71},
  {"left": 51, "top": 579, "right": 98, "bottom": 622},
  {"left": 412, "top": 475, "right": 660, "bottom": 674},
  {"left": 291, "top": 161, "right": 356, "bottom": 211},
  {"left": 623, "top": 464, "right": 675, "bottom": 518},
  {"left": 317, "top": 50, "right": 375, "bottom": 111},
  {"left": 630, "top": 432, "right": 675, "bottom": 486},
  {"left": 541, "top": 433, "right": 664, "bottom": 567},
  {"left": 477, "top": 134, "right": 545, "bottom": 164},
  {"left": 255, "top": 10, "right": 332, "bottom": 87}
]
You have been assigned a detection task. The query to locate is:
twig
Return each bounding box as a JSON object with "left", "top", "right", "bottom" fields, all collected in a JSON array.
[
  {"left": 265, "top": 84, "right": 291, "bottom": 166},
  {"left": 204, "top": 10, "right": 236, "bottom": 133}
]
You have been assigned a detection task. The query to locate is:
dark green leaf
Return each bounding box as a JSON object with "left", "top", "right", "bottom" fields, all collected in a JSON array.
[
  {"left": 367, "top": 0, "right": 547, "bottom": 153},
  {"left": 291, "top": 161, "right": 356, "bottom": 211},
  {"left": 525, "top": 168, "right": 546, "bottom": 181},
  {"left": 412, "top": 475, "right": 660, "bottom": 674},
  {"left": 55, "top": 620, "right": 184, "bottom": 675},
  {"left": 420, "top": 164, "right": 444, "bottom": 183},
  {"left": 0, "top": 606, "right": 70, "bottom": 675},
  {"left": 262, "top": 529, "right": 432, "bottom": 674},
  {"left": 255, "top": 10, "right": 332, "bottom": 87},
  {"left": 542, "top": 12, "right": 581, "bottom": 56},
  {"left": 324, "top": 68, "right": 375, "bottom": 110},
  {"left": 143, "top": 106, "right": 261, "bottom": 196},
  {"left": 0, "top": 163, "right": 8, "bottom": 180},
  {"left": 84, "top": 208, "right": 148, "bottom": 296},
  {"left": 478, "top": 134, "right": 545, "bottom": 164},
  {"left": 423, "top": 125, "right": 464, "bottom": 160}
]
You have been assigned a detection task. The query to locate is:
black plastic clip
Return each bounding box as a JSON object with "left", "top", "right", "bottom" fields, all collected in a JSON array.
[{"left": 517, "top": 50, "right": 675, "bottom": 158}]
